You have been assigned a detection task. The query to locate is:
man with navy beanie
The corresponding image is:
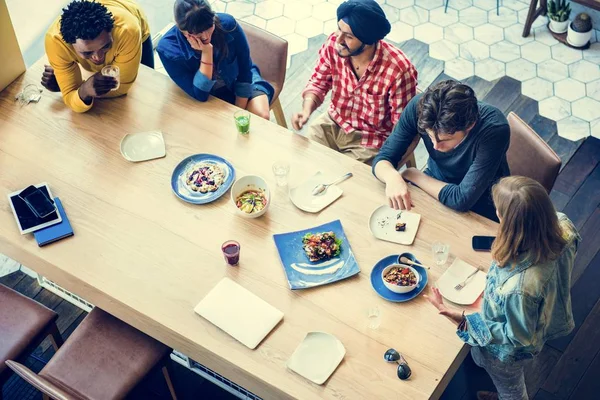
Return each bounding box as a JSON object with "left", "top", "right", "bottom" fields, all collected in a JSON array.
[{"left": 292, "top": 0, "right": 418, "bottom": 164}]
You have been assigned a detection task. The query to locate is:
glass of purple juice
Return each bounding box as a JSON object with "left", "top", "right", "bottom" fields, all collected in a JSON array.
[{"left": 221, "top": 240, "right": 240, "bottom": 266}]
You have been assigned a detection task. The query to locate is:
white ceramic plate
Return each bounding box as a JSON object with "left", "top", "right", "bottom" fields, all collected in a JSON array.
[
  {"left": 120, "top": 131, "right": 166, "bottom": 162},
  {"left": 368, "top": 206, "right": 421, "bottom": 245},
  {"left": 289, "top": 171, "right": 343, "bottom": 213},
  {"left": 194, "top": 278, "right": 284, "bottom": 349},
  {"left": 287, "top": 332, "right": 345, "bottom": 385},
  {"left": 437, "top": 258, "right": 487, "bottom": 305}
]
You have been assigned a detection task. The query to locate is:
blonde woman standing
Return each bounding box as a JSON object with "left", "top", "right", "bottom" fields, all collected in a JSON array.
[{"left": 426, "top": 176, "right": 581, "bottom": 400}]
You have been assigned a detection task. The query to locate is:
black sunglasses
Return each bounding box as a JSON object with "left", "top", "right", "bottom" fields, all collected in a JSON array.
[{"left": 384, "top": 348, "right": 412, "bottom": 380}]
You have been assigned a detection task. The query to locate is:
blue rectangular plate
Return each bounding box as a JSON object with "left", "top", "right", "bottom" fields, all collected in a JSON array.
[{"left": 273, "top": 220, "right": 360, "bottom": 290}]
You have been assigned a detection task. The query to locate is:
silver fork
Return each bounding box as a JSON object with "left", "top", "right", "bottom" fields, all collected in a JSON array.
[{"left": 454, "top": 267, "right": 481, "bottom": 291}]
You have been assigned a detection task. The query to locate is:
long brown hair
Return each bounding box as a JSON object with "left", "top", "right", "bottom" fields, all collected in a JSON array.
[
  {"left": 174, "top": 0, "right": 229, "bottom": 61},
  {"left": 491, "top": 176, "right": 567, "bottom": 267}
]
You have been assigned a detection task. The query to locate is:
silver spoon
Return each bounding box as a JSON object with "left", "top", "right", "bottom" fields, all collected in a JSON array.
[
  {"left": 312, "top": 172, "right": 353, "bottom": 196},
  {"left": 398, "top": 256, "right": 430, "bottom": 270}
]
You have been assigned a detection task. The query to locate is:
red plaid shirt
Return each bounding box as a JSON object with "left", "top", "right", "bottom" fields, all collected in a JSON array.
[{"left": 302, "top": 34, "right": 418, "bottom": 149}]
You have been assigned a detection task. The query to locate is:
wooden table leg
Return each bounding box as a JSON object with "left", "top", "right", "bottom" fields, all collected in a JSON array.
[{"left": 522, "top": 0, "right": 549, "bottom": 37}]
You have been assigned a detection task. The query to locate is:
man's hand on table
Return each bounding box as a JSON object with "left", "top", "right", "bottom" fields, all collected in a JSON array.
[
  {"left": 78, "top": 73, "right": 118, "bottom": 104},
  {"left": 291, "top": 110, "right": 310, "bottom": 130},
  {"left": 41, "top": 65, "right": 60, "bottom": 92}
]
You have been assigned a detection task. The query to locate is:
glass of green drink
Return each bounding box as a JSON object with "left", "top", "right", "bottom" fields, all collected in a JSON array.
[{"left": 234, "top": 110, "right": 251, "bottom": 135}]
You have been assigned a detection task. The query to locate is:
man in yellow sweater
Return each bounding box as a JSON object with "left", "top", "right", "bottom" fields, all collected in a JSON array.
[{"left": 42, "top": 0, "right": 151, "bottom": 113}]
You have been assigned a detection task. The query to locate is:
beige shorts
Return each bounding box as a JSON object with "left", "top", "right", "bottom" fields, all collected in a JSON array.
[{"left": 307, "top": 112, "right": 379, "bottom": 164}]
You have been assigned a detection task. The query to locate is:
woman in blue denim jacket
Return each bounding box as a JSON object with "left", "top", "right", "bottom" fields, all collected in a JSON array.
[
  {"left": 157, "top": 0, "right": 274, "bottom": 119},
  {"left": 427, "top": 176, "right": 580, "bottom": 400}
]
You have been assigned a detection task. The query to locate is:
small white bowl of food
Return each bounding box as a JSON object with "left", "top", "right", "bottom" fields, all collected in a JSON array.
[
  {"left": 231, "top": 175, "right": 270, "bottom": 218},
  {"left": 382, "top": 264, "right": 420, "bottom": 294}
]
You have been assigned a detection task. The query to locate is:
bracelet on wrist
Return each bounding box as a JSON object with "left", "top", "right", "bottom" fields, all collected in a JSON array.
[{"left": 201, "top": 61, "right": 213, "bottom": 66}]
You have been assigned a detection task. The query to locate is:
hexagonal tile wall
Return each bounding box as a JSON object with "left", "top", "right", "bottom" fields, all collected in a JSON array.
[
  {"left": 522, "top": 77, "right": 554, "bottom": 101},
  {"left": 490, "top": 41, "right": 520, "bottom": 62},
  {"left": 570, "top": 60, "right": 600, "bottom": 84},
  {"left": 557, "top": 116, "right": 592, "bottom": 141},
  {"left": 537, "top": 60, "right": 569, "bottom": 83},
  {"left": 474, "top": 24, "right": 504, "bottom": 45},
  {"left": 414, "top": 23, "right": 444, "bottom": 44},
  {"left": 430, "top": 7, "right": 459, "bottom": 27},
  {"left": 587, "top": 80, "right": 600, "bottom": 102},
  {"left": 555, "top": 79, "right": 587, "bottom": 102},
  {"left": 572, "top": 98, "right": 600, "bottom": 122},
  {"left": 214, "top": 0, "right": 600, "bottom": 139},
  {"left": 254, "top": 1, "right": 283, "bottom": 20},
  {"left": 550, "top": 44, "right": 583, "bottom": 65},
  {"left": 459, "top": 7, "right": 488, "bottom": 28},
  {"left": 475, "top": 58, "right": 505, "bottom": 81},
  {"left": 429, "top": 41, "right": 460, "bottom": 61},
  {"left": 539, "top": 97, "right": 571, "bottom": 121},
  {"left": 506, "top": 59, "right": 536, "bottom": 81}
]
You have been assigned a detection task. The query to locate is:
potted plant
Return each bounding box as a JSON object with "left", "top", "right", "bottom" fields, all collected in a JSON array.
[
  {"left": 568, "top": 13, "right": 593, "bottom": 47},
  {"left": 548, "top": 0, "right": 571, "bottom": 33}
]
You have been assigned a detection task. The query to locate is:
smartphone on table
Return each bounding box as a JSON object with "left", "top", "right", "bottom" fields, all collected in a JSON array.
[
  {"left": 19, "top": 185, "right": 56, "bottom": 218},
  {"left": 472, "top": 236, "right": 495, "bottom": 252}
]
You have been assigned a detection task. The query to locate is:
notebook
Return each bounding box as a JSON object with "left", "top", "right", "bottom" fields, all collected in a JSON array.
[
  {"left": 33, "top": 198, "right": 74, "bottom": 247},
  {"left": 194, "top": 278, "right": 284, "bottom": 349}
]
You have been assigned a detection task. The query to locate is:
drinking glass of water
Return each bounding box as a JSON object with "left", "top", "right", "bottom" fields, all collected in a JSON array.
[
  {"left": 234, "top": 110, "right": 251, "bottom": 135},
  {"left": 101, "top": 65, "right": 120, "bottom": 90},
  {"left": 272, "top": 161, "right": 290, "bottom": 186},
  {"left": 432, "top": 241, "right": 450, "bottom": 266},
  {"left": 367, "top": 306, "right": 381, "bottom": 330}
]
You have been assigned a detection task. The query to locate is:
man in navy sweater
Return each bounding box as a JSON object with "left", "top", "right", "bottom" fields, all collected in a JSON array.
[{"left": 372, "top": 80, "right": 510, "bottom": 221}]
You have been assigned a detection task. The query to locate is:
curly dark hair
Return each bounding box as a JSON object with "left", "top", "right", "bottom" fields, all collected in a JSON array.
[
  {"left": 417, "top": 80, "right": 479, "bottom": 139},
  {"left": 59, "top": 0, "right": 115, "bottom": 44}
]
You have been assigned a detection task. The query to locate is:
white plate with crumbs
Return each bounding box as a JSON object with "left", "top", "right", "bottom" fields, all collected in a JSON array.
[
  {"left": 120, "top": 130, "right": 166, "bottom": 162},
  {"left": 194, "top": 278, "right": 284, "bottom": 349},
  {"left": 287, "top": 332, "right": 345, "bottom": 385},
  {"left": 368, "top": 206, "right": 421, "bottom": 245},
  {"left": 289, "top": 172, "right": 343, "bottom": 213}
]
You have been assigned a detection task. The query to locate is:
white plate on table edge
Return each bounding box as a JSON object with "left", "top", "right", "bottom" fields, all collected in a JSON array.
[
  {"left": 120, "top": 131, "right": 166, "bottom": 162},
  {"left": 286, "top": 331, "right": 345, "bottom": 385},
  {"left": 289, "top": 171, "right": 343, "bottom": 213},
  {"left": 436, "top": 258, "right": 487, "bottom": 305},
  {"left": 368, "top": 205, "right": 421, "bottom": 245}
]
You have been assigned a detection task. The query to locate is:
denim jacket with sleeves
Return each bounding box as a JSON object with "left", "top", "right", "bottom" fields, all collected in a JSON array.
[
  {"left": 457, "top": 213, "right": 581, "bottom": 362},
  {"left": 156, "top": 13, "right": 273, "bottom": 103}
]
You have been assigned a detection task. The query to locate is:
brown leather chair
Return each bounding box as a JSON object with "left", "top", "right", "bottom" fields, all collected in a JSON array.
[
  {"left": 506, "top": 112, "right": 561, "bottom": 193},
  {"left": 0, "top": 283, "right": 63, "bottom": 393},
  {"left": 239, "top": 21, "right": 288, "bottom": 128},
  {"left": 6, "top": 307, "right": 177, "bottom": 400}
]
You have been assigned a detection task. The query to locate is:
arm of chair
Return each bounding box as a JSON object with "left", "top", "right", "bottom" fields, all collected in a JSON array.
[
  {"left": 5, "top": 360, "right": 75, "bottom": 400},
  {"left": 397, "top": 134, "right": 420, "bottom": 169}
]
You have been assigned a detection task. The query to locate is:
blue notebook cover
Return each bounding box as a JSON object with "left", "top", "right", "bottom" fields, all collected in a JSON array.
[{"left": 33, "top": 198, "right": 73, "bottom": 247}]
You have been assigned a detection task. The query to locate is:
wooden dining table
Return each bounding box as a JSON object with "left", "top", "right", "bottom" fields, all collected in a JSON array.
[{"left": 0, "top": 60, "right": 498, "bottom": 400}]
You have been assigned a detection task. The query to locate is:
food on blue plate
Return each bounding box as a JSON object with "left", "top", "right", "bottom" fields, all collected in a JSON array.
[
  {"left": 236, "top": 189, "right": 267, "bottom": 214},
  {"left": 186, "top": 162, "right": 225, "bottom": 193},
  {"left": 395, "top": 222, "right": 406, "bottom": 232},
  {"left": 302, "top": 231, "right": 342, "bottom": 262},
  {"left": 384, "top": 266, "right": 417, "bottom": 286}
]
